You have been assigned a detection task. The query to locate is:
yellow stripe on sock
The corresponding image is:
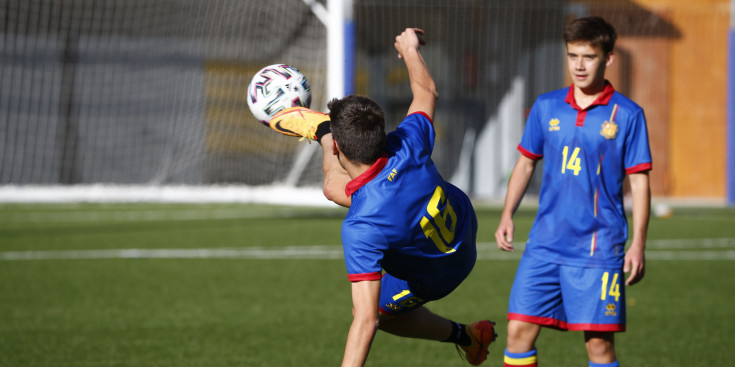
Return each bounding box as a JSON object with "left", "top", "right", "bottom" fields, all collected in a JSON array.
[{"left": 504, "top": 355, "right": 537, "bottom": 366}]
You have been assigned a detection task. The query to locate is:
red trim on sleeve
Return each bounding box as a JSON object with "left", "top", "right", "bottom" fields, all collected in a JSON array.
[
  {"left": 347, "top": 272, "right": 382, "bottom": 282},
  {"left": 626, "top": 162, "right": 652, "bottom": 174},
  {"left": 408, "top": 111, "right": 433, "bottom": 125},
  {"left": 518, "top": 144, "right": 542, "bottom": 160}
]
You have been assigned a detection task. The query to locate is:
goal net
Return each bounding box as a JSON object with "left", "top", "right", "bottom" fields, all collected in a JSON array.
[
  {"left": 1, "top": 0, "right": 329, "bottom": 202},
  {"left": 1, "top": 0, "right": 726, "bottom": 203}
]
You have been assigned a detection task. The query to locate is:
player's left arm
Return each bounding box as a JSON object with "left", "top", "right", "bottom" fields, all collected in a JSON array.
[
  {"left": 341, "top": 279, "right": 381, "bottom": 367},
  {"left": 624, "top": 171, "right": 650, "bottom": 286},
  {"left": 321, "top": 134, "right": 352, "bottom": 207},
  {"left": 394, "top": 28, "right": 438, "bottom": 120}
]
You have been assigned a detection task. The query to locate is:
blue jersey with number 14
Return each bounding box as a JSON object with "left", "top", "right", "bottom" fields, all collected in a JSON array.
[
  {"left": 341, "top": 112, "right": 476, "bottom": 299},
  {"left": 519, "top": 83, "right": 652, "bottom": 268}
]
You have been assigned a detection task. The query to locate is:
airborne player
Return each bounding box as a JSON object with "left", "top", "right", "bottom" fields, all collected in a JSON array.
[{"left": 269, "top": 28, "right": 496, "bottom": 366}]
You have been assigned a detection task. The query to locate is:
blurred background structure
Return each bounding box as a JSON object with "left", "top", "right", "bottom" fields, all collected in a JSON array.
[{"left": 0, "top": 0, "right": 732, "bottom": 204}]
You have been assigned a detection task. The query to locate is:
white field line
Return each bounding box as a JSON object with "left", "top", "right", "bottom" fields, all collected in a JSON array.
[
  {"left": 0, "top": 185, "right": 333, "bottom": 206},
  {"left": 0, "top": 246, "right": 345, "bottom": 261},
  {"left": 644, "top": 237, "right": 735, "bottom": 249},
  {"left": 5, "top": 208, "right": 335, "bottom": 223},
  {"left": 2, "top": 239, "right": 735, "bottom": 261}
]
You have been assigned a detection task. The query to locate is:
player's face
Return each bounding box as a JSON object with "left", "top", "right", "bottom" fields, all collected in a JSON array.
[{"left": 566, "top": 41, "right": 613, "bottom": 94}]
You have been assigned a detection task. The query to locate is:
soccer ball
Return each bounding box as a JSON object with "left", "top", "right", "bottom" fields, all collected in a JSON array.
[{"left": 247, "top": 64, "right": 312, "bottom": 125}]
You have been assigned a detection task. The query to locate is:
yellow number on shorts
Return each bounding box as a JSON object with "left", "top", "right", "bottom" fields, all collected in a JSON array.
[
  {"left": 561, "top": 146, "right": 582, "bottom": 176},
  {"left": 600, "top": 272, "right": 621, "bottom": 302},
  {"left": 420, "top": 186, "right": 457, "bottom": 253}
]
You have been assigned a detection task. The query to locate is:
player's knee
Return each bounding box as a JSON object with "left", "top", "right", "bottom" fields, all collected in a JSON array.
[
  {"left": 585, "top": 332, "right": 616, "bottom": 361},
  {"left": 506, "top": 321, "right": 540, "bottom": 353}
]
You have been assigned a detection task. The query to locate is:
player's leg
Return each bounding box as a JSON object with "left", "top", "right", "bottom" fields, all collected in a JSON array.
[
  {"left": 376, "top": 206, "right": 480, "bottom": 339},
  {"left": 379, "top": 309, "right": 496, "bottom": 366},
  {"left": 506, "top": 319, "right": 542, "bottom": 352},
  {"left": 377, "top": 273, "right": 464, "bottom": 341},
  {"left": 504, "top": 320, "right": 541, "bottom": 367},
  {"left": 269, "top": 106, "right": 330, "bottom": 141},
  {"left": 504, "top": 256, "right": 567, "bottom": 367},
  {"left": 584, "top": 331, "right": 617, "bottom": 366},
  {"left": 269, "top": 107, "right": 352, "bottom": 207},
  {"left": 560, "top": 265, "right": 626, "bottom": 366},
  {"left": 377, "top": 274, "right": 496, "bottom": 365},
  {"left": 378, "top": 305, "right": 451, "bottom": 340}
]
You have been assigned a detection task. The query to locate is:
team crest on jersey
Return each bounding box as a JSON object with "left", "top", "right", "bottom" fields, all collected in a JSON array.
[
  {"left": 600, "top": 104, "right": 619, "bottom": 139},
  {"left": 548, "top": 118, "right": 560, "bottom": 132},
  {"left": 605, "top": 303, "right": 617, "bottom": 316},
  {"left": 600, "top": 120, "right": 618, "bottom": 139}
]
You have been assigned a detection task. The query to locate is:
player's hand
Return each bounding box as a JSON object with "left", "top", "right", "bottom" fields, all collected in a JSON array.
[
  {"left": 495, "top": 216, "right": 515, "bottom": 252},
  {"left": 623, "top": 242, "right": 646, "bottom": 286},
  {"left": 394, "top": 28, "right": 425, "bottom": 60}
]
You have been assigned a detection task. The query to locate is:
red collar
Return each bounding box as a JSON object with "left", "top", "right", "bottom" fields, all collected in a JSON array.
[
  {"left": 344, "top": 153, "right": 389, "bottom": 197},
  {"left": 564, "top": 82, "right": 615, "bottom": 111}
]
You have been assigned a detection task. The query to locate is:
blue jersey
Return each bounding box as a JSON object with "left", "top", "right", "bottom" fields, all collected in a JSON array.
[
  {"left": 519, "top": 83, "right": 651, "bottom": 268},
  {"left": 341, "top": 112, "right": 476, "bottom": 299}
]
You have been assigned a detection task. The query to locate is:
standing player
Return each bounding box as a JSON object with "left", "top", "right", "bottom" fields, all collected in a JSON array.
[
  {"left": 494, "top": 17, "right": 651, "bottom": 367},
  {"left": 270, "top": 28, "right": 496, "bottom": 366}
]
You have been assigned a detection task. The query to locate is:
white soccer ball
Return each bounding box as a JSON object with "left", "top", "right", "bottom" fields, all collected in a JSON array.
[{"left": 247, "top": 64, "right": 312, "bottom": 125}]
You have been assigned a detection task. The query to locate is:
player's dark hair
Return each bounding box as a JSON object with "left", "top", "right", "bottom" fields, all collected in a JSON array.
[
  {"left": 328, "top": 95, "right": 386, "bottom": 165},
  {"left": 563, "top": 16, "right": 617, "bottom": 55}
]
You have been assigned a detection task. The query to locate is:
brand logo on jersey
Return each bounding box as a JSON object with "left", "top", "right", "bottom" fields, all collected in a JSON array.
[
  {"left": 387, "top": 168, "right": 398, "bottom": 182},
  {"left": 548, "top": 118, "right": 560, "bottom": 132},
  {"left": 600, "top": 104, "right": 619, "bottom": 139},
  {"left": 605, "top": 303, "right": 617, "bottom": 316}
]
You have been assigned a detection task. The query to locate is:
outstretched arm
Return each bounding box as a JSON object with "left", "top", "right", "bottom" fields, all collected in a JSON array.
[
  {"left": 394, "top": 28, "right": 438, "bottom": 120},
  {"left": 495, "top": 155, "right": 537, "bottom": 251},
  {"left": 624, "top": 172, "right": 650, "bottom": 285},
  {"left": 341, "top": 280, "right": 381, "bottom": 367}
]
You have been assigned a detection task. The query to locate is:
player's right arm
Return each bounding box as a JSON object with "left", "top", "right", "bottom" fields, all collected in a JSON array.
[
  {"left": 495, "top": 155, "right": 537, "bottom": 251},
  {"left": 394, "top": 28, "right": 438, "bottom": 120},
  {"left": 341, "top": 279, "right": 380, "bottom": 367}
]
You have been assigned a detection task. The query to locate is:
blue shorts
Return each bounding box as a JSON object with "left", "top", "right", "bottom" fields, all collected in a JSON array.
[
  {"left": 378, "top": 212, "right": 477, "bottom": 315},
  {"left": 378, "top": 274, "right": 431, "bottom": 315},
  {"left": 508, "top": 254, "right": 626, "bottom": 332}
]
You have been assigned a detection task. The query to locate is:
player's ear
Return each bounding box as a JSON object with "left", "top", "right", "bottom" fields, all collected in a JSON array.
[
  {"left": 605, "top": 51, "right": 615, "bottom": 67},
  {"left": 332, "top": 138, "right": 340, "bottom": 156}
]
